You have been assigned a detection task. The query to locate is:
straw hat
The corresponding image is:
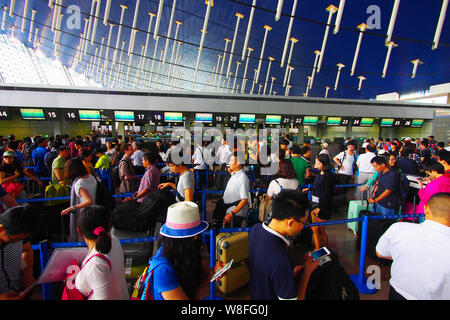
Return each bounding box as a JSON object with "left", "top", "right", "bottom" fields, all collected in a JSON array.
[{"left": 160, "top": 202, "right": 209, "bottom": 238}]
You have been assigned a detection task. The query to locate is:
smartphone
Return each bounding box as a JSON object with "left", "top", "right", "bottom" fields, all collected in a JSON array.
[{"left": 310, "top": 247, "right": 331, "bottom": 261}]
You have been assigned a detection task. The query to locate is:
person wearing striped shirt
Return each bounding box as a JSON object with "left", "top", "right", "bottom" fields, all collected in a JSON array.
[{"left": 0, "top": 204, "right": 40, "bottom": 300}]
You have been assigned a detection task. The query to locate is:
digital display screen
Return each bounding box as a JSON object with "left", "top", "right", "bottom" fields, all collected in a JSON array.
[
  {"left": 293, "top": 116, "right": 303, "bottom": 125},
  {"left": 303, "top": 116, "right": 319, "bottom": 125},
  {"left": 195, "top": 113, "right": 213, "bottom": 123},
  {"left": 20, "top": 108, "right": 46, "bottom": 120},
  {"left": 327, "top": 117, "right": 342, "bottom": 126},
  {"left": 311, "top": 248, "right": 329, "bottom": 261},
  {"left": 213, "top": 113, "right": 224, "bottom": 124},
  {"left": 151, "top": 112, "right": 164, "bottom": 125},
  {"left": 239, "top": 114, "right": 256, "bottom": 124},
  {"left": 64, "top": 109, "right": 79, "bottom": 121},
  {"left": 114, "top": 111, "right": 135, "bottom": 122},
  {"left": 281, "top": 115, "right": 291, "bottom": 125},
  {"left": 44, "top": 109, "right": 60, "bottom": 121},
  {"left": 228, "top": 114, "right": 239, "bottom": 123},
  {"left": 164, "top": 112, "right": 183, "bottom": 123},
  {"left": 380, "top": 118, "right": 394, "bottom": 127},
  {"left": 411, "top": 119, "right": 424, "bottom": 128},
  {"left": 135, "top": 112, "right": 148, "bottom": 123},
  {"left": 402, "top": 119, "right": 412, "bottom": 127},
  {"left": 360, "top": 117, "right": 374, "bottom": 127},
  {"left": 340, "top": 118, "right": 351, "bottom": 126},
  {"left": 265, "top": 115, "right": 281, "bottom": 125},
  {"left": 79, "top": 110, "right": 101, "bottom": 121},
  {"left": 0, "top": 107, "right": 10, "bottom": 120}
]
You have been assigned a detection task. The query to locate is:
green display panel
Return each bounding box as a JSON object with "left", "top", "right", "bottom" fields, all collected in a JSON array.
[
  {"left": 79, "top": 110, "right": 101, "bottom": 121},
  {"left": 360, "top": 117, "right": 374, "bottom": 127},
  {"left": 326, "top": 117, "right": 342, "bottom": 126},
  {"left": 164, "top": 112, "right": 183, "bottom": 122},
  {"left": 265, "top": 115, "right": 281, "bottom": 125},
  {"left": 303, "top": 116, "right": 318, "bottom": 125},
  {"left": 380, "top": 118, "right": 394, "bottom": 127},
  {"left": 115, "top": 111, "right": 135, "bottom": 122},
  {"left": 410, "top": 119, "right": 424, "bottom": 128},
  {"left": 239, "top": 114, "right": 255, "bottom": 124},
  {"left": 20, "top": 108, "right": 45, "bottom": 120}
]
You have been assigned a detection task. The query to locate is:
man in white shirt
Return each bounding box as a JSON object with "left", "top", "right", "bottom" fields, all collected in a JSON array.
[
  {"left": 333, "top": 141, "right": 357, "bottom": 200},
  {"left": 355, "top": 143, "right": 376, "bottom": 198},
  {"left": 215, "top": 138, "right": 233, "bottom": 190},
  {"left": 376, "top": 192, "right": 450, "bottom": 300},
  {"left": 223, "top": 153, "right": 250, "bottom": 227},
  {"left": 131, "top": 142, "right": 145, "bottom": 175}
]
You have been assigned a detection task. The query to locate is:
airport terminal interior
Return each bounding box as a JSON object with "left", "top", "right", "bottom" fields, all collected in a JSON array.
[{"left": 0, "top": 0, "right": 449, "bottom": 302}]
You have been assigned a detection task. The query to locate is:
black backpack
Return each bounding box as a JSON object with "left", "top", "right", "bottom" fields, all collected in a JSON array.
[
  {"left": 305, "top": 251, "right": 360, "bottom": 300},
  {"left": 95, "top": 180, "right": 116, "bottom": 211},
  {"left": 112, "top": 189, "right": 176, "bottom": 232},
  {"left": 45, "top": 151, "right": 58, "bottom": 170},
  {"left": 111, "top": 159, "right": 127, "bottom": 188}
]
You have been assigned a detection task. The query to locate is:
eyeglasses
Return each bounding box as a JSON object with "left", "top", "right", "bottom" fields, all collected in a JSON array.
[{"left": 291, "top": 217, "right": 309, "bottom": 226}]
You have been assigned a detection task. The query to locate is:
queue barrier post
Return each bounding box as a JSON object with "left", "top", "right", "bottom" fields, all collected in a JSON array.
[
  {"left": 349, "top": 213, "right": 378, "bottom": 294},
  {"left": 204, "top": 227, "right": 221, "bottom": 300},
  {"left": 38, "top": 240, "right": 53, "bottom": 300}
]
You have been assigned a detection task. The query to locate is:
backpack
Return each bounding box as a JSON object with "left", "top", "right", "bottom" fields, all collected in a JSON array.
[
  {"left": 111, "top": 159, "right": 127, "bottom": 188},
  {"left": 112, "top": 189, "right": 175, "bottom": 232},
  {"left": 45, "top": 151, "right": 58, "bottom": 170},
  {"left": 62, "top": 253, "right": 111, "bottom": 300},
  {"left": 95, "top": 180, "right": 115, "bottom": 211},
  {"left": 305, "top": 251, "right": 360, "bottom": 300}
]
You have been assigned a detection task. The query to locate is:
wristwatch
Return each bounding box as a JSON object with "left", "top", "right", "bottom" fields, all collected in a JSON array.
[{"left": 71, "top": 205, "right": 77, "bottom": 211}]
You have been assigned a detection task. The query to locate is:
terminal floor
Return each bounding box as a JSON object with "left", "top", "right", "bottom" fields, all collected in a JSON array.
[{"left": 30, "top": 195, "right": 392, "bottom": 301}]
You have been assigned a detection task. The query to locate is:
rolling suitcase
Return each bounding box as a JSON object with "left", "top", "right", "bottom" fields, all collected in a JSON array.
[
  {"left": 215, "top": 227, "right": 249, "bottom": 295},
  {"left": 347, "top": 192, "right": 367, "bottom": 234}
]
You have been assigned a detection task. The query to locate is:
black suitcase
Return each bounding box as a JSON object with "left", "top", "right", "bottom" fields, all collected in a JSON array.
[{"left": 356, "top": 207, "right": 394, "bottom": 262}]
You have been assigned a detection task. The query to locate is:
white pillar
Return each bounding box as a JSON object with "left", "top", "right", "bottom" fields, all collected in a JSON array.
[
  {"left": 280, "top": 0, "right": 298, "bottom": 68},
  {"left": 255, "top": 25, "right": 272, "bottom": 84},
  {"left": 334, "top": 63, "right": 345, "bottom": 90},
  {"left": 317, "top": 5, "right": 338, "bottom": 73},
  {"left": 263, "top": 57, "right": 275, "bottom": 95}
]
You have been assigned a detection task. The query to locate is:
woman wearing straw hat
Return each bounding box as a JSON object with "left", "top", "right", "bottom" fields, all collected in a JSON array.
[{"left": 143, "top": 201, "right": 209, "bottom": 300}]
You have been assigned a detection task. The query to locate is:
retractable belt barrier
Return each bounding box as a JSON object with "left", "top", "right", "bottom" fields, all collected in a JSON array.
[{"left": 26, "top": 180, "right": 425, "bottom": 300}]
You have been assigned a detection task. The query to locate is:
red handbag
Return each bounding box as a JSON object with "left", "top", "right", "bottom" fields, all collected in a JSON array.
[
  {"left": 1, "top": 181, "right": 24, "bottom": 198},
  {"left": 62, "top": 253, "right": 111, "bottom": 300}
]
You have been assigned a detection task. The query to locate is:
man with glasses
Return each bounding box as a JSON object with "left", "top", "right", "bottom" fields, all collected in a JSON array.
[
  {"left": 0, "top": 205, "right": 40, "bottom": 300},
  {"left": 249, "top": 189, "right": 320, "bottom": 300}
]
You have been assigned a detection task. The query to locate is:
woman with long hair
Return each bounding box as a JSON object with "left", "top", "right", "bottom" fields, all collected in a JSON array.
[
  {"left": 61, "top": 157, "right": 97, "bottom": 241},
  {"left": 303, "top": 154, "right": 335, "bottom": 249},
  {"left": 74, "top": 205, "right": 129, "bottom": 300},
  {"left": 144, "top": 202, "right": 208, "bottom": 300},
  {"left": 261, "top": 159, "right": 299, "bottom": 223}
]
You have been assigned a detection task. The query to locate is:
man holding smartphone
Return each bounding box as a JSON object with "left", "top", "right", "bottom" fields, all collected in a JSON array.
[{"left": 249, "top": 190, "right": 320, "bottom": 300}]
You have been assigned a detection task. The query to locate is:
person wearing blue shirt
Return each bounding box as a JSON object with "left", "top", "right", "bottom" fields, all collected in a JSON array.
[
  {"left": 249, "top": 189, "right": 320, "bottom": 300},
  {"left": 146, "top": 202, "right": 209, "bottom": 300},
  {"left": 31, "top": 138, "right": 49, "bottom": 176},
  {"left": 368, "top": 156, "right": 400, "bottom": 215}
]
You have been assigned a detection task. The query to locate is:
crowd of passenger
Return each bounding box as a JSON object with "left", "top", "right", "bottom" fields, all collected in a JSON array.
[{"left": 0, "top": 132, "right": 449, "bottom": 301}]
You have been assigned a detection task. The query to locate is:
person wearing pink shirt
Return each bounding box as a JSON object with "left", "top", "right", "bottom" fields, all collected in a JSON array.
[{"left": 417, "top": 161, "right": 450, "bottom": 213}]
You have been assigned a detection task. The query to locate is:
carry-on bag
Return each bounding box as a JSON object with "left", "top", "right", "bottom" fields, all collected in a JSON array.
[
  {"left": 215, "top": 223, "right": 249, "bottom": 294},
  {"left": 347, "top": 191, "right": 368, "bottom": 234}
]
